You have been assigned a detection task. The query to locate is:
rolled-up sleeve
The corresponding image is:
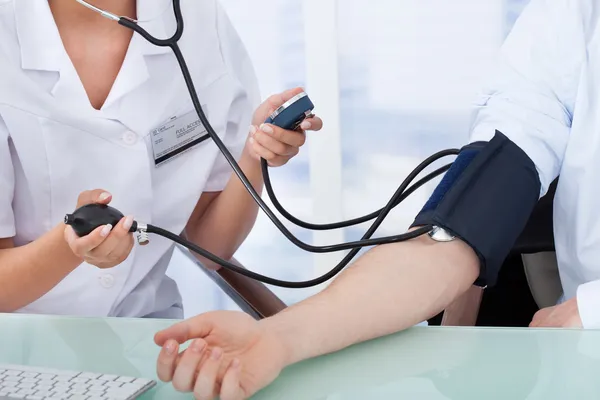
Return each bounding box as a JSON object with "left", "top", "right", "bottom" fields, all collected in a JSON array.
[
  {"left": 203, "top": 3, "right": 261, "bottom": 192},
  {"left": 0, "top": 116, "right": 15, "bottom": 238},
  {"left": 469, "top": 0, "right": 585, "bottom": 196}
]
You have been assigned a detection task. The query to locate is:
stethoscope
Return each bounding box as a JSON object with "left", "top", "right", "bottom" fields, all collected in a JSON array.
[{"left": 68, "top": 0, "right": 459, "bottom": 288}]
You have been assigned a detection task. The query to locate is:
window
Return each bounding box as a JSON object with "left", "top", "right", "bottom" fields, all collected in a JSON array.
[{"left": 168, "top": 0, "right": 532, "bottom": 318}]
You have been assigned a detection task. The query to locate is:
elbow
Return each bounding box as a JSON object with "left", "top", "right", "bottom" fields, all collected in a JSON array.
[{"left": 0, "top": 295, "right": 23, "bottom": 313}]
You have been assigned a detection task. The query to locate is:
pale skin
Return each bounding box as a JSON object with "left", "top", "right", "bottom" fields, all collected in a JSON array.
[
  {"left": 0, "top": 0, "right": 322, "bottom": 312},
  {"left": 153, "top": 237, "right": 583, "bottom": 400}
]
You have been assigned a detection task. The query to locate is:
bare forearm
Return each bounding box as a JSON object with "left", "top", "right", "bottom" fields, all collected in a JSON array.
[
  {"left": 187, "top": 149, "right": 263, "bottom": 261},
  {"left": 263, "top": 235, "right": 479, "bottom": 365},
  {"left": 0, "top": 224, "right": 81, "bottom": 312}
]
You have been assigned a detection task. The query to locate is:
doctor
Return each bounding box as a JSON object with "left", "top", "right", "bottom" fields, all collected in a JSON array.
[
  {"left": 0, "top": 0, "right": 322, "bottom": 318},
  {"left": 153, "top": 0, "right": 600, "bottom": 398}
]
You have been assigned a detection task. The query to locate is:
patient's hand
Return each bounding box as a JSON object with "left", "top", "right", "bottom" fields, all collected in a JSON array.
[{"left": 154, "top": 311, "right": 287, "bottom": 400}]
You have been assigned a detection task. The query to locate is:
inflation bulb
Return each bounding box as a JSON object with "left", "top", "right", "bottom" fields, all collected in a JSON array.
[{"left": 64, "top": 204, "right": 137, "bottom": 237}]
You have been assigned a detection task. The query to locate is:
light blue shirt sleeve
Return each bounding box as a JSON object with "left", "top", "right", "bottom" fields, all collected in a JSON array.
[
  {"left": 469, "top": 0, "right": 586, "bottom": 196},
  {"left": 0, "top": 116, "right": 15, "bottom": 238}
]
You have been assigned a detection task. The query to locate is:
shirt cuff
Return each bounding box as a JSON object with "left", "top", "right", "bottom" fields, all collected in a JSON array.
[{"left": 576, "top": 280, "right": 600, "bottom": 329}]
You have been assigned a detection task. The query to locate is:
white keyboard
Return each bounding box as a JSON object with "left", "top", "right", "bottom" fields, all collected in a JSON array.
[{"left": 0, "top": 364, "right": 156, "bottom": 400}]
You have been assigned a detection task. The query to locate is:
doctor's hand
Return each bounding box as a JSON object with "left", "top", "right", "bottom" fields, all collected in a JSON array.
[
  {"left": 247, "top": 87, "right": 323, "bottom": 167},
  {"left": 529, "top": 297, "right": 583, "bottom": 328},
  {"left": 155, "top": 311, "right": 287, "bottom": 400},
  {"left": 64, "top": 189, "right": 135, "bottom": 269}
]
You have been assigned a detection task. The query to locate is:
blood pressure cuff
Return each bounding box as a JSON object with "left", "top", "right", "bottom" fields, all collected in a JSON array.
[{"left": 411, "top": 130, "right": 541, "bottom": 288}]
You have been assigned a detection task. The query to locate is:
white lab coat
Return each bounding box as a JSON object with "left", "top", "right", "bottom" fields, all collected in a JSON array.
[
  {"left": 469, "top": 0, "right": 600, "bottom": 328},
  {"left": 0, "top": 0, "right": 260, "bottom": 318}
]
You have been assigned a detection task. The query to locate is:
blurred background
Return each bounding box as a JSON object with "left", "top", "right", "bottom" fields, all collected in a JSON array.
[{"left": 167, "top": 0, "right": 532, "bottom": 318}]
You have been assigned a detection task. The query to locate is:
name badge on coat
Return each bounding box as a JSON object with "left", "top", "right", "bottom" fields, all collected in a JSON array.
[{"left": 150, "top": 110, "right": 210, "bottom": 166}]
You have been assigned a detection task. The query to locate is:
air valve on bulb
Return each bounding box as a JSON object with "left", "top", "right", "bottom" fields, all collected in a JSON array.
[{"left": 64, "top": 204, "right": 150, "bottom": 245}]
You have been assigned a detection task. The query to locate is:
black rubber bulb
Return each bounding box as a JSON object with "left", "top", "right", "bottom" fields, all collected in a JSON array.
[{"left": 64, "top": 204, "right": 138, "bottom": 237}]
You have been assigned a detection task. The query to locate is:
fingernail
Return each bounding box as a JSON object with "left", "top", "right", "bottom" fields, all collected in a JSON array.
[
  {"left": 248, "top": 137, "right": 255, "bottom": 145},
  {"left": 100, "top": 224, "right": 112, "bottom": 237},
  {"left": 231, "top": 359, "right": 240, "bottom": 369},
  {"left": 249, "top": 125, "right": 257, "bottom": 136},
  {"left": 165, "top": 341, "right": 176, "bottom": 355},
  {"left": 123, "top": 216, "right": 134, "bottom": 231},
  {"left": 98, "top": 192, "right": 111, "bottom": 201},
  {"left": 260, "top": 124, "right": 274, "bottom": 134},
  {"left": 211, "top": 348, "right": 222, "bottom": 360},
  {"left": 300, "top": 121, "right": 312, "bottom": 130},
  {"left": 191, "top": 340, "right": 206, "bottom": 354}
]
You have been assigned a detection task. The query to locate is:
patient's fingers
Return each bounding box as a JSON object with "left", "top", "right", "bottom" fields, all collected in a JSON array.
[
  {"left": 220, "top": 359, "right": 244, "bottom": 400},
  {"left": 156, "top": 339, "right": 180, "bottom": 382},
  {"left": 193, "top": 347, "right": 224, "bottom": 400},
  {"left": 172, "top": 339, "right": 207, "bottom": 392}
]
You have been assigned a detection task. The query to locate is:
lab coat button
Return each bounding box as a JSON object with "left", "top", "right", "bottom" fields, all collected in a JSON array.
[
  {"left": 122, "top": 131, "right": 137, "bottom": 145},
  {"left": 99, "top": 274, "right": 115, "bottom": 289}
]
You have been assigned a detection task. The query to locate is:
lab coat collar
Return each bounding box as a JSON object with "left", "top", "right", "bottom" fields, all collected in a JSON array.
[
  {"left": 14, "top": 0, "right": 63, "bottom": 72},
  {"left": 101, "top": 0, "right": 175, "bottom": 109},
  {"left": 135, "top": 0, "right": 176, "bottom": 57},
  {"left": 14, "top": 0, "right": 174, "bottom": 112}
]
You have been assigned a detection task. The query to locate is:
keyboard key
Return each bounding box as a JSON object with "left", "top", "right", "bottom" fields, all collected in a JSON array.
[
  {"left": 48, "top": 393, "right": 71, "bottom": 399},
  {"left": 69, "top": 395, "right": 91, "bottom": 400},
  {"left": 79, "top": 373, "right": 102, "bottom": 380},
  {"left": 4, "top": 371, "right": 22, "bottom": 377},
  {"left": 16, "top": 383, "right": 35, "bottom": 390},
  {"left": 14, "top": 389, "right": 36, "bottom": 396},
  {"left": 35, "top": 384, "right": 53, "bottom": 389},
  {"left": 25, "top": 396, "right": 44, "bottom": 400},
  {"left": 132, "top": 378, "right": 153, "bottom": 386},
  {"left": 68, "top": 388, "right": 88, "bottom": 395},
  {"left": 34, "top": 390, "right": 56, "bottom": 397},
  {"left": 99, "top": 375, "right": 119, "bottom": 382},
  {"left": 115, "top": 377, "right": 134, "bottom": 384},
  {"left": 119, "top": 383, "right": 144, "bottom": 393}
]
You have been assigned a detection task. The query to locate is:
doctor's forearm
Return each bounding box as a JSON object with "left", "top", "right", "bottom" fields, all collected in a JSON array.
[
  {"left": 187, "top": 149, "right": 263, "bottom": 261},
  {"left": 261, "top": 236, "right": 480, "bottom": 366},
  {"left": 0, "top": 224, "right": 81, "bottom": 312}
]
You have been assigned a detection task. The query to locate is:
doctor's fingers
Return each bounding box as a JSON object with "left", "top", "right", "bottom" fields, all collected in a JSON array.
[
  {"left": 65, "top": 224, "right": 112, "bottom": 257},
  {"left": 255, "top": 124, "right": 306, "bottom": 148},
  {"left": 299, "top": 116, "right": 323, "bottom": 132},
  {"left": 252, "top": 130, "right": 300, "bottom": 156},
  {"left": 87, "top": 217, "right": 135, "bottom": 263},
  {"left": 76, "top": 189, "right": 112, "bottom": 208},
  {"left": 248, "top": 141, "right": 296, "bottom": 167}
]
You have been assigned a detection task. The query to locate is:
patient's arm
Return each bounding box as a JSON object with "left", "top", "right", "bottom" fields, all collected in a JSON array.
[
  {"left": 154, "top": 231, "right": 481, "bottom": 399},
  {"left": 265, "top": 234, "right": 480, "bottom": 365}
]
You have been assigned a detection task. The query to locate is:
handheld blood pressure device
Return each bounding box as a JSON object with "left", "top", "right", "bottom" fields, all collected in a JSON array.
[{"left": 67, "top": 0, "right": 543, "bottom": 289}]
